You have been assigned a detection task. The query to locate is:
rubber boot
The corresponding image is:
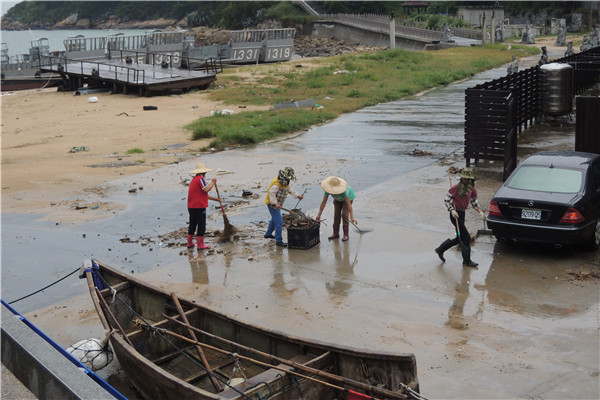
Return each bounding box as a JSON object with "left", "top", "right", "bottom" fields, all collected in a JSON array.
[
  {"left": 461, "top": 245, "right": 478, "bottom": 268},
  {"left": 342, "top": 226, "right": 349, "bottom": 241},
  {"left": 187, "top": 234, "right": 194, "bottom": 248},
  {"left": 434, "top": 239, "right": 454, "bottom": 262},
  {"left": 197, "top": 236, "right": 210, "bottom": 250},
  {"left": 328, "top": 226, "right": 340, "bottom": 240}
]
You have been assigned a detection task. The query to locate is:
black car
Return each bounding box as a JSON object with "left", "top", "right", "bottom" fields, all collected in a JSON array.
[{"left": 487, "top": 151, "right": 600, "bottom": 250}]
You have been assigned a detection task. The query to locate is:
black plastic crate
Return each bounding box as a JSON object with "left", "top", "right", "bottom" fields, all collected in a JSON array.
[{"left": 287, "top": 224, "right": 320, "bottom": 250}]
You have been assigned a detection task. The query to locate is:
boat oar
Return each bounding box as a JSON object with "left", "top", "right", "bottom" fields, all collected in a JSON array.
[
  {"left": 94, "top": 287, "right": 133, "bottom": 347},
  {"left": 214, "top": 182, "right": 237, "bottom": 243},
  {"left": 139, "top": 322, "right": 352, "bottom": 395},
  {"left": 162, "top": 313, "right": 407, "bottom": 400},
  {"left": 170, "top": 293, "right": 223, "bottom": 392},
  {"left": 156, "top": 316, "right": 410, "bottom": 400}
]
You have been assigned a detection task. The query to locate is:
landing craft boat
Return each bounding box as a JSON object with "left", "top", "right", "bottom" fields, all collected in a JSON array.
[
  {"left": 2, "top": 28, "right": 295, "bottom": 92},
  {"left": 83, "top": 260, "right": 421, "bottom": 400},
  {"left": 0, "top": 39, "right": 62, "bottom": 91}
]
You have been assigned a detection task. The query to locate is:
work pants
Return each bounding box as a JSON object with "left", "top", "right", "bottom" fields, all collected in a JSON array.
[
  {"left": 266, "top": 205, "right": 284, "bottom": 242},
  {"left": 188, "top": 208, "right": 207, "bottom": 236}
]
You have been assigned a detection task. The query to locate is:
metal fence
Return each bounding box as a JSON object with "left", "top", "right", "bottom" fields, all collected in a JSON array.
[
  {"left": 464, "top": 46, "right": 600, "bottom": 180},
  {"left": 576, "top": 96, "right": 600, "bottom": 153}
]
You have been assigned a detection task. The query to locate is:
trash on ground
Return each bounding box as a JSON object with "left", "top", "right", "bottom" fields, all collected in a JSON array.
[
  {"left": 273, "top": 99, "right": 316, "bottom": 109},
  {"left": 211, "top": 109, "right": 236, "bottom": 115},
  {"left": 69, "top": 146, "right": 90, "bottom": 153},
  {"left": 410, "top": 149, "right": 433, "bottom": 156}
]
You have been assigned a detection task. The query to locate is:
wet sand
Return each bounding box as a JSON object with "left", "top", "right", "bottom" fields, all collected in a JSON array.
[{"left": 2, "top": 38, "right": 599, "bottom": 400}]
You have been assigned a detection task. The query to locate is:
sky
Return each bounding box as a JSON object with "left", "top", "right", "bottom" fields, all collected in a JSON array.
[{"left": 1, "top": 1, "right": 20, "bottom": 17}]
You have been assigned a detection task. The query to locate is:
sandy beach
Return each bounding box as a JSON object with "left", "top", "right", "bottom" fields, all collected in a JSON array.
[{"left": 1, "top": 87, "right": 270, "bottom": 217}]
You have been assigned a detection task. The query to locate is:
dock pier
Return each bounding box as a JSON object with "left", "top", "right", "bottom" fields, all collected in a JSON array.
[{"left": 41, "top": 51, "right": 222, "bottom": 96}]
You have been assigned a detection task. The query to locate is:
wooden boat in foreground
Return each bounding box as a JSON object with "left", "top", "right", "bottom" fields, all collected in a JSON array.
[{"left": 84, "top": 259, "right": 421, "bottom": 400}]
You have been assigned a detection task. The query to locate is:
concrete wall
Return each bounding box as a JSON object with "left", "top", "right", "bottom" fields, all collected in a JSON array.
[
  {"left": 1, "top": 302, "right": 119, "bottom": 400},
  {"left": 312, "top": 22, "right": 431, "bottom": 51}
]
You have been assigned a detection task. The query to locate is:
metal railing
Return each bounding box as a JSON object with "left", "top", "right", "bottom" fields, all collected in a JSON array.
[
  {"left": 317, "top": 13, "right": 443, "bottom": 41},
  {"left": 49, "top": 55, "right": 147, "bottom": 85}
]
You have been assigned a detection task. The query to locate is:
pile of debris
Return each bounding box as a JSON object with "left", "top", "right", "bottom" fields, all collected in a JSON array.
[
  {"left": 187, "top": 26, "right": 232, "bottom": 46},
  {"left": 293, "top": 36, "right": 386, "bottom": 57}
]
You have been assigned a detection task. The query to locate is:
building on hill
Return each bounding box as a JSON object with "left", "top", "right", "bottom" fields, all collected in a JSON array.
[{"left": 457, "top": 5, "right": 505, "bottom": 28}]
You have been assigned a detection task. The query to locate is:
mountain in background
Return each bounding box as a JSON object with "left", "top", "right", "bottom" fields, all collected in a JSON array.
[{"left": 1, "top": 1, "right": 582, "bottom": 31}]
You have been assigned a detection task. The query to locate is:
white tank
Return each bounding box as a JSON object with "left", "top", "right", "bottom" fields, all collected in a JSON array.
[{"left": 539, "top": 62, "right": 574, "bottom": 116}]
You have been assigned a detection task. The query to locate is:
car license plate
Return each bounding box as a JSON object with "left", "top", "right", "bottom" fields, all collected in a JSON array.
[{"left": 521, "top": 209, "right": 541, "bottom": 220}]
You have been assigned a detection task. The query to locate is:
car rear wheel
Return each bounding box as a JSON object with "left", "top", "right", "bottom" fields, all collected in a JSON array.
[{"left": 586, "top": 219, "right": 600, "bottom": 250}]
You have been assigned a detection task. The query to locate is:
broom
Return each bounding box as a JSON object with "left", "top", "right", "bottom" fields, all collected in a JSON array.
[{"left": 214, "top": 182, "right": 237, "bottom": 243}]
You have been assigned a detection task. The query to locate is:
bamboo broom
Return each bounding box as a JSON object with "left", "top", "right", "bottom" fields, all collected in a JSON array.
[{"left": 214, "top": 182, "right": 237, "bottom": 242}]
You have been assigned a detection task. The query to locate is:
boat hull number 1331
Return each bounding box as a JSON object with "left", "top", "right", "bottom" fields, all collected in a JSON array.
[{"left": 232, "top": 48, "right": 259, "bottom": 61}]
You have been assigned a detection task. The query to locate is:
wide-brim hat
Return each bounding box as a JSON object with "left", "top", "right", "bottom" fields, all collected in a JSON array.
[
  {"left": 189, "top": 161, "right": 214, "bottom": 174},
  {"left": 460, "top": 168, "right": 478, "bottom": 180},
  {"left": 321, "top": 176, "right": 348, "bottom": 195}
]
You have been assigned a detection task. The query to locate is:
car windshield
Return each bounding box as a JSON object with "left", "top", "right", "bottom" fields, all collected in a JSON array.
[{"left": 507, "top": 166, "right": 583, "bottom": 193}]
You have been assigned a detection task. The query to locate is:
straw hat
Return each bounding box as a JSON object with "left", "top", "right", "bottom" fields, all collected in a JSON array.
[
  {"left": 189, "top": 161, "right": 214, "bottom": 174},
  {"left": 321, "top": 176, "right": 348, "bottom": 195}
]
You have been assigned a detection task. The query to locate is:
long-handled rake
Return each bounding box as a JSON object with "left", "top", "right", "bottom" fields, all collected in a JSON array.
[{"left": 350, "top": 220, "right": 372, "bottom": 234}]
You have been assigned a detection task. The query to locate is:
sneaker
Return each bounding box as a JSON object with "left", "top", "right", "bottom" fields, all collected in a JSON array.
[
  {"left": 463, "top": 260, "right": 479, "bottom": 268},
  {"left": 276, "top": 241, "right": 287, "bottom": 248},
  {"left": 264, "top": 234, "right": 275, "bottom": 239}
]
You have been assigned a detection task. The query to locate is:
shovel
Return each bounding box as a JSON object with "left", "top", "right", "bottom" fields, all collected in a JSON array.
[{"left": 350, "top": 220, "right": 372, "bottom": 234}]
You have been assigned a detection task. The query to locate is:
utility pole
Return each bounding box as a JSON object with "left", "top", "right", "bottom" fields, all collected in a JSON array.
[
  {"left": 491, "top": 11, "right": 495, "bottom": 44},
  {"left": 482, "top": 12, "right": 486, "bottom": 44},
  {"left": 390, "top": 11, "right": 396, "bottom": 49}
]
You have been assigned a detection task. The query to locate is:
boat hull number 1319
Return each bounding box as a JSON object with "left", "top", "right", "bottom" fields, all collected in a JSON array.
[{"left": 264, "top": 47, "right": 292, "bottom": 61}]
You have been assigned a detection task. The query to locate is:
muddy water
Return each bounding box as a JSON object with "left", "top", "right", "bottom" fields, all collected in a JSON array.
[{"left": 2, "top": 56, "right": 599, "bottom": 400}]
